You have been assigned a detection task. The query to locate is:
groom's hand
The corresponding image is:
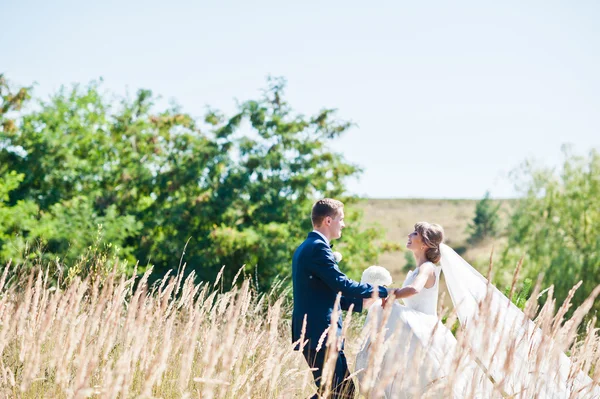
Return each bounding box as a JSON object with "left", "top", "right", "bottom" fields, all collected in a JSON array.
[
  {"left": 381, "top": 294, "right": 393, "bottom": 308},
  {"left": 363, "top": 297, "right": 375, "bottom": 309},
  {"left": 381, "top": 288, "right": 400, "bottom": 308}
]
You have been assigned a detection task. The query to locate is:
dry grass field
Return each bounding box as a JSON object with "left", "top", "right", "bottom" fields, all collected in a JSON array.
[{"left": 1, "top": 258, "right": 599, "bottom": 398}]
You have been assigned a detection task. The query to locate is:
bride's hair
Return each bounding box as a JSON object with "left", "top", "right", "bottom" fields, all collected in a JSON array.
[{"left": 414, "top": 222, "right": 444, "bottom": 263}]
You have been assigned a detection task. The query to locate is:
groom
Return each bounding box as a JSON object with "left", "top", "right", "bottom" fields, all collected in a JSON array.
[{"left": 292, "top": 198, "right": 391, "bottom": 399}]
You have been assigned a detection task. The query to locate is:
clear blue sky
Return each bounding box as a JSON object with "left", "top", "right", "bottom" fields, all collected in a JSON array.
[{"left": 2, "top": 0, "right": 599, "bottom": 198}]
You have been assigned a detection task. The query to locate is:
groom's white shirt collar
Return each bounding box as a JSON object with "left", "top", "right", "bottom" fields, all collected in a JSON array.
[{"left": 312, "top": 230, "right": 329, "bottom": 245}]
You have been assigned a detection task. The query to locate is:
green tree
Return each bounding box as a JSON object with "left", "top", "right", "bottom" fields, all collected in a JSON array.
[
  {"left": 501, "top": 146, "right": 600, "bottom": 319},
  {"left": 0, "top": 75, "right": 393, "bottom": 289},
  {"left": 468, "top": 191, "right": 501, "bottom": 243},
  {"left": 0, "top": 75, "right": 40, "bottom": 262}
]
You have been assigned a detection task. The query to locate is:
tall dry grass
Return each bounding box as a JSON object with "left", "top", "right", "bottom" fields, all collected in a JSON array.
[
  {"left": 0, "top": 263, "right": 315, "bottom": 398},
  {"left": 0, "top": 259, "right": 599, "bottom": 398}
]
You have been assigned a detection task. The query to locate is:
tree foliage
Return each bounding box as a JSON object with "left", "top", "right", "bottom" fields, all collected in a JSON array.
[
  {"left": 0, "top": 75, "right": 392, "bottom": 288},
  {"left": 467, "top": 191, "right": 501, "bottom": 243},
  {"left": 501, "top": 146, "right": 600, "bottom": 318}
]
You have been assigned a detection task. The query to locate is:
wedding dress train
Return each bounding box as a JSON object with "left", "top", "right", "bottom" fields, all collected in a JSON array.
[{"left": 355, "top": 244, "right": 600, "bottom": 398}]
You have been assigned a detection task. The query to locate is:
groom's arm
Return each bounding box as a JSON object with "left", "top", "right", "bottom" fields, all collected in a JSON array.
[
  {"left": 340, "top": 296, "right": 363, "bottom": 312},
  {"left": 309, "top": 243, "right": 388, "bottom": 299}
]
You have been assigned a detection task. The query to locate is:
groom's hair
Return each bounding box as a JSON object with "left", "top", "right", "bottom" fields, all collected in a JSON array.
[{"left": 311, "top": 198, "right": 344, "bottom": 227}]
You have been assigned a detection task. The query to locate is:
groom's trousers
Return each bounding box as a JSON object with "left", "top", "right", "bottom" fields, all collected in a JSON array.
[{"left": 302, "top": 346, "right": 356, "bottom": 399}]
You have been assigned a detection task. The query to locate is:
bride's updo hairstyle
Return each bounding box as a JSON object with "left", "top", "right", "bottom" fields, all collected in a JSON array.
[{"left": 414, "top": 222, "right": 445, "bottom": 263}]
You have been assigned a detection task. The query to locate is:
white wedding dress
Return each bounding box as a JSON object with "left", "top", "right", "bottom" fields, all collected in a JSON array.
[
  {"left": 355, "top": 262, "right": 497, "bottom": 398},
  {"left": 356, "top": 245, "right": 600, "bottom": 399}
]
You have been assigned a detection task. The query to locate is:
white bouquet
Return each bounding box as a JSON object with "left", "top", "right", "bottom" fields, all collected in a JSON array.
[{"left": 360, "top": 265, "right": 393, "bottom": 287}]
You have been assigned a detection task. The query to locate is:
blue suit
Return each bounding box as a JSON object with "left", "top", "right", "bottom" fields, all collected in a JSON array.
[
  {"left": 292, "top": 232, "right": 389, "bottom": 398},
  {"left": 291, "top": 232, "right": 388, "bottom": 349}
]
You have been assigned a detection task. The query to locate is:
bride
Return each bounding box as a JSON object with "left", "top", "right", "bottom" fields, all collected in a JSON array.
[{"left": 355, "top": 222, "right": 600, "bottom": 399}]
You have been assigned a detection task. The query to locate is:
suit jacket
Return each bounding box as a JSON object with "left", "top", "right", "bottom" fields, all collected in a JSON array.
[{"left": 291, "top": 232, "right": 388, "bottom": 350}]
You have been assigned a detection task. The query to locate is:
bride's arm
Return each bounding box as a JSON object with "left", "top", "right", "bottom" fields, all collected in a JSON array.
[{"left": 390, "top": 263, "right": 435, "bottom": 299}]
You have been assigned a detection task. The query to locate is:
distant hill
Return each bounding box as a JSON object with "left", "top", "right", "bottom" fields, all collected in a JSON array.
[{"left": 356, "top": 198, "right": 514, "bottom": 284}]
